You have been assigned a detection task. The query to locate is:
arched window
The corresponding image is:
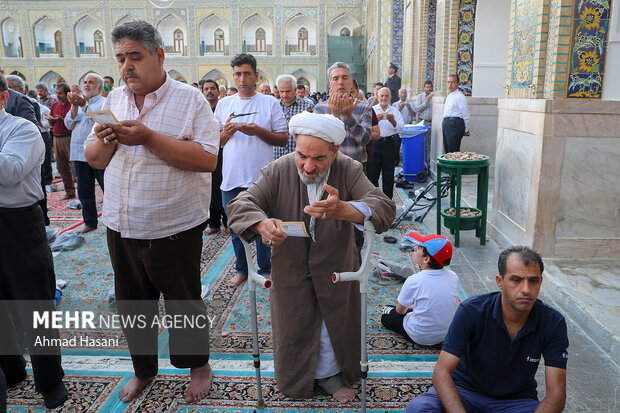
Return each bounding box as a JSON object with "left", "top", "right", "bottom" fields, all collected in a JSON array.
[
  {"left": 173, "top": 29, "right": 184, "bottom": 53},
  {"left": 93, "top": 30, "right": 104, "bottom": 56},
  {"left": 340, "top": 27, "right": 351, "bottom": 36},
  {"left": 214, "top": 28, "right": 224, "bottom": 53},
  {"left": 298, "top": 27, "right": 308, "bottom": 52},
  {"left": 255, "top": 28, "right": 266, "bottom": 52},
  {"left": 54, "top": 30, "right": 63, "bottom": 56}
]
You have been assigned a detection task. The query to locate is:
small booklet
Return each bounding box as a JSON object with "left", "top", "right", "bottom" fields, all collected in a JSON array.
[
  {"left": 87, "top": 110, "right": 121, "bottom": 125},
  {"left": 277, "top": 221, "right": 309, "bottom": 238}
]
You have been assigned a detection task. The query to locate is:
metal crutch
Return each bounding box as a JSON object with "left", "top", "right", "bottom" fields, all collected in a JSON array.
[
  {"left": 332, "top": 220, "right": 376, "bottom": 413},
  {"left": 241, "top": 239, "right": 273, "bottom": 410}
]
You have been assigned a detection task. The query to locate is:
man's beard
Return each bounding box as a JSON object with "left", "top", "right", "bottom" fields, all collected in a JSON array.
[
  {"left": 83, "top": 89, "right": 98, "bottom": 99},
  {"left": 297, "top": 161, "right": 332, "bottom": 185}
]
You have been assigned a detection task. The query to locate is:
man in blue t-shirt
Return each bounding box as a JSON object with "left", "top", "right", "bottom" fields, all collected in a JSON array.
[{"left": 407, "top": 246, "right": 568, "bottom": 413}]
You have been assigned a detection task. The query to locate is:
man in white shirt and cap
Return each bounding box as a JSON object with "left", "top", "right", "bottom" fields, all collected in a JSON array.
[
  {"left": 227, "top": 112, "right": 395, "bottom": 402},
  {"left": 442, "top": 74, "right": 471, "bottom": 153}
]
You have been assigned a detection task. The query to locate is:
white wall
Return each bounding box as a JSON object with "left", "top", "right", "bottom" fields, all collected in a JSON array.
[
  {"left": 75, "top": 16, "right": 103, "bottom": 48},
  {"left": 34, "top": 17, "right": 60, "bottom": 48},
  {"left": 603, "top": 0, "right": 620, "bottom": 100},
  {"left": 199, "top": 15, "right": 229, "bottom": 47},
  {"left": 242, "top": 14, "right": 272, "bottom": 45},
  {"left": 327, "top": 14, "right": 360, "bottom": 36},
  {"left": 471, "top": 0, "right": 510, "bottom": 97},
  {"left": 2, "top": 18, "right": 21, "bottom": 57},
  {"left": 157, "top": 16, "right": 187, "bottom": 50},
  {"left": 285, "top": 14, "right": 316, "bottom": 46}
]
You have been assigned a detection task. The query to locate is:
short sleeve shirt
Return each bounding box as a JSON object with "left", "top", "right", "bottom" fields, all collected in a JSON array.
[
  {"left": 214, "top": 93, "right": 287, "bottom": 191},
  {"left": 442, "top": 292, "right": 568, "bottom": 400}
]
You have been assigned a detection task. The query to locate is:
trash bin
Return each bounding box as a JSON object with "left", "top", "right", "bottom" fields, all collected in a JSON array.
[{"left": 401, "top": 125, "right": 430, "bottom": 182}]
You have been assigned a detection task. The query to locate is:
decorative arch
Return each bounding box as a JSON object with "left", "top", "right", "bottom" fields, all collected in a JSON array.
[
  {"left": 291, "top": 68, "right": 316, "bottom": 93},
  {"left": 116, "top": 14, "right": 139, "bottom": 27},
  {"left": 74, "top": 15, "right": 104, "bottom": 57},
  {"left": 39, "top": 70, "right": 64, "bottom": 89},
  {"left": 157, "top": 14, "right": 187, "bottom": 56},
  {"left": 10, "top": 71, "right": 26, "bottom": 81},
  {"left": 167, "top": 69, "right": 187, "bottom": 83},
  {"left": 34, "top": 16, "right": 62, "bottom": 57},
  {"left": 200, "top": 69, "right": 231, "bottom": 86},
  {"left": 241, "top": 14, "right": 272, "bottom": 55},
  {"left": 328, "top": 14, "right": 360, "bottom": 36},
  {"left": 340, "top": 27, "right": 351, "bottom": 36},
  {"left": 198, "top": 14, "right": 229, "bottom": 55},
  {"left": 2, "top": 17, "right": 23, "bottom": 57},
  {"left": 284, "top": 13, "right": 317, "bottom": 55}
]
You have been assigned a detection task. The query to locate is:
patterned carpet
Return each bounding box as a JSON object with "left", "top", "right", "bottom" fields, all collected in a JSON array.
[{"left": 47, "top": 179, "right": 104, "bottom": 233}]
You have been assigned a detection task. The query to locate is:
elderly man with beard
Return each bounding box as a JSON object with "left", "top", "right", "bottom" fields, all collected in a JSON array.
[
  {"left": 227, "top": 112, "right": 395, "bottom": 402},
  {"left": 64, "top": 73, "right": 106, "bottom": 233}
]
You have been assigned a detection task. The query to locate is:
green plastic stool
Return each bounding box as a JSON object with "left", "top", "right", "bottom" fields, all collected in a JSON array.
[{"left": 436, "top": 156, "right": 490, "bottom": 247}]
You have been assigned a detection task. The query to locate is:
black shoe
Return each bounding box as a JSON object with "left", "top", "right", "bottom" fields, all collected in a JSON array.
[{"left": 43, "top": 382, "right": 68, "bottom": 409}]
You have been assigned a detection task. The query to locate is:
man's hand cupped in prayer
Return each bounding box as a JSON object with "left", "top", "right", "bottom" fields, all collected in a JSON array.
[{"left": 109, "top": 120, "right": 153, "bottom": 146}]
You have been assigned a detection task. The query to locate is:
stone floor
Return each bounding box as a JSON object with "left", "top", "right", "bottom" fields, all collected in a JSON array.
[{"left": 430, "top": 175, "right": 620, "bottom": 412}]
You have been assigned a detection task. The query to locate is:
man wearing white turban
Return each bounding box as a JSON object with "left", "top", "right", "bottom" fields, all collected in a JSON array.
[{"left": 227, "top": 112, "right": 395, "bottom": 401}]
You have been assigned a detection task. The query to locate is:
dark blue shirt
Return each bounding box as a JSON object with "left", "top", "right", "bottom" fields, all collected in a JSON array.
[{"left": 442, "top": 292, "right": 568, "bottom": 400}]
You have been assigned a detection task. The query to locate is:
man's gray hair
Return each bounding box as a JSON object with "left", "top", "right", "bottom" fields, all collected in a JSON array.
[
  {"left": 35, "top": 82, "right": 48, "bottom": 91},
  {"left": 276, "top": 74, "right": 296, "bottom": 89},
  {"left": 399, "top": 88, "right": 407, "bottom": 93},
  {"left": 327, "top": 62, "right": 351, "bottom": 80},
  {"left": 378, "top": 86, "right": 391, "bottom": 96},
  {"left": 6, "top": 74, "right": 25, "bottom": 90},
  {"left": 0, "top": 74, "right": 7, "bottom": 93},
  {"left": 111, "top": 20, "right": 163, "bottom": 55},
  {"left": 84, "top": 73, "right": 104, "bottom": 88}
]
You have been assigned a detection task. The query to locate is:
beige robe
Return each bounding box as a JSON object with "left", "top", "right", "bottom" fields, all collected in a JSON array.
[{"left": 227, "top": 152, "right": 395, "bottom": 397}]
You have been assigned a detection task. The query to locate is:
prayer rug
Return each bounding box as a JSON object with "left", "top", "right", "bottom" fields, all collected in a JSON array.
[
  {"left": 127, "top": 372, "right": 432, "bottom": 412},
  {"left": 46, "top": 180, "right": 104, "bottom": 232},
  {"left": 6, "top": 372, "right": 126, "bottom": 412}
]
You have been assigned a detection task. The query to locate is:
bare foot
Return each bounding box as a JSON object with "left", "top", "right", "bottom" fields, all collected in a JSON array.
[
  {"left": 186, "top": 363, "right": 213, "bottom": 402},
  {"left": 119, "top": 375, "right": 155, "bottom": 403},
  {"left": 226, "top": 273, "right": 247, "bottom": 288},
  {"left": 75, "top": 226, "right": 95, "bottom": 234},
  {"left": 333, "top": 385, "right": 355, "bottom": 403}
]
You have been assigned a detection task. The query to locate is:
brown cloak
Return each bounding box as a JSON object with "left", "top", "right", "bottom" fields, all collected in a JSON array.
[{"left": 227, "top": 152, "right": 395, "bottom": 398}]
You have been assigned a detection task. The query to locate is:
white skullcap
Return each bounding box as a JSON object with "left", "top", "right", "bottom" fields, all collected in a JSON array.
[{"left": 289, "top": 111, "right": 346, "bottom": 145}]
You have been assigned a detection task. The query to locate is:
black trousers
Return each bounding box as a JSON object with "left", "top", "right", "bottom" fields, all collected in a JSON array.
[
  {"left": 0, "top": 367, "right": 6, "bottom": 413},
  {"left": 107, "top": 223, "right": 210, "bottom": 378},
  {"left": 368, "top": 136, "right": 397, "bottom": 199},
  {"left": 442, "top": 117, "right": 465, "bottom": 153},
  {"left": 207, "top": 147, "right": 227, "bottom": 228},
  {"left": 0, "top": 204, "right": 64, "bottom": 394},
  {"left": 380, "top": 305, "right": 413, "bottom": 342}
]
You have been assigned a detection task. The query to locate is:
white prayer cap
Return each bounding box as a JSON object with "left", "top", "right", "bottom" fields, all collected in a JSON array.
[{"left": 289, "top": 111, "right": 346, "bottom": 146}]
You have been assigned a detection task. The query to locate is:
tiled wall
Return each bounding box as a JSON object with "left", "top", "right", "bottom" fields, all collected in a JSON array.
[
  {"left": 565, "top": 0, "right": 613, "bottom": 99},
  {"left": 455, "top": 0, "right": 477, "bottom": 96},
  {"left": 393, "top": 0, "right": 405, "bottom": 72}
]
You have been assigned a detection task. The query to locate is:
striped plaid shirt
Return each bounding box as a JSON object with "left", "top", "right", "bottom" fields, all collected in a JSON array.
[
  {"left": 274, "top": 96, "right": 314, "bottom": 159},
  {"left": 415, "top": 92, "right": 433, "bottom": 121},
  {"left": 84, "top": 74, "right": 220, "bottom": 239},
  {"left": 313, "top": 100, "right": 372, "bottom": 163}
]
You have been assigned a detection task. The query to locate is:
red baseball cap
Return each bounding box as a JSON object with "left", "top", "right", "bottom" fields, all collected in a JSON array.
[{"left": 407, "top": 232, "right": 452, "bottom": 267}]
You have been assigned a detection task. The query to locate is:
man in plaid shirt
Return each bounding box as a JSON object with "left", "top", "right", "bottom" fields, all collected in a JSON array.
[{"left": 274, "top": 74, "right": 314, "bottom": 160}]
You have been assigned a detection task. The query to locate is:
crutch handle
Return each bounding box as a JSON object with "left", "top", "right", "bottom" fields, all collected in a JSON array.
[{"left": 250, "top": 273, "right": 272, "bottom": 289}]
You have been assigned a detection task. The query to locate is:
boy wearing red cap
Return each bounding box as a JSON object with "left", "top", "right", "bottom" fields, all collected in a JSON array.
[{"left": 381, "top": 233, "right": 459, "bottom": 346}]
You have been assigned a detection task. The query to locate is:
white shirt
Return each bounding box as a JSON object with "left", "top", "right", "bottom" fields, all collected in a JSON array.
[
  {"left": 398, "top": 268, "right": 459, "bottom": 345},
  {"left": 392, "top": 99, "right": 415, "bottom": 125},
  {"left": 214, "top": 92, "right": 287, "bottom": 191},
  {"left": 373, "top": 103, "right": 404, "bottom": 137},
  {"left": 84, "top": 74, "right": 220, "bottom": 239},
  {"left": 65, "top": 94, "right": 105, "bottom": 162},
  {"left": 443, "top": 89, "right": 471, "bottom": 130}
]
